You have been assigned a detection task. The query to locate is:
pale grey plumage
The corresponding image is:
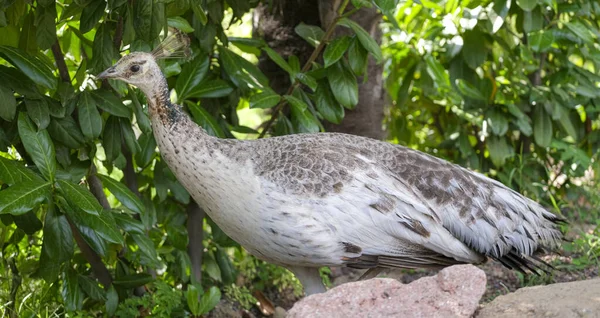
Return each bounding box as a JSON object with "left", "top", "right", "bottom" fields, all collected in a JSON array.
[{"left": 98, "top": 48, "right": 564, "bottom": 295}]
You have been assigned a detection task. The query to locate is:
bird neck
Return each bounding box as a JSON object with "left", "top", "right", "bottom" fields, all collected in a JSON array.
[{"left": 144, "top": 73, "right": 182, "bottom": 125}]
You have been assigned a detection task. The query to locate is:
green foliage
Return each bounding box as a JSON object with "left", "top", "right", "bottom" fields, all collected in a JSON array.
[{"left": 384, "top": 0, "right": 600, "bottom": 204}]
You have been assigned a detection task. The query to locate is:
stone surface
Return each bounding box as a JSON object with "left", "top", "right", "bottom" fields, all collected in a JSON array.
[
  {"left": 476, "top": 278, "right": 600, "bottom": 318},
  {"left": 288, "top": 264, "right": 487, "bottom": 318}
]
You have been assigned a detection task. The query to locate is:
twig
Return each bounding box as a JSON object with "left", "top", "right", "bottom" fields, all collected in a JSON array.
[
  {"left": 257, "top": 0, "right": 351, "bottom": 138},
  {"left": 186, "top": 201, "right": 205, "bottom": 285},
  {"left": 87, "top": 164, "right": 111, "bottom": 209},
  {"left": 7, "top": 258, "right": 21, "bottom": 318},
  {"left": 114, "top": 16, "right": 124, "bottom": 50},
  {"left": 51, "top": 40, "right": 71, "bottom": 83},
  {"left": 122, "top": 146, "right": 141, "bottom": 198},
  {"left": 67, "top": 217, "right": 113, "bottom": 287}
]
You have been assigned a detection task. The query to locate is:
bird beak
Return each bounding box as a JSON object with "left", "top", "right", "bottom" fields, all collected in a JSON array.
[{"left": 96, "top": 67, "right": 117, "bottom": 80}]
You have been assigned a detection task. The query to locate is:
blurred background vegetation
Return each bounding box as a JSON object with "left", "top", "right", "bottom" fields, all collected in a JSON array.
[{"left": 0, "top": 0, "right": 598, "bottom": 316}]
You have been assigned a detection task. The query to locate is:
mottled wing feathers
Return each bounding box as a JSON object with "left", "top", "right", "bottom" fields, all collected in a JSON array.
[{"left": 240, "top": 132, "right": 563, "bottom": 271}]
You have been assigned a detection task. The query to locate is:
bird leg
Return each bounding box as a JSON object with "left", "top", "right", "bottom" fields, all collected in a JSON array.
[{"left": 288, "top": 266, "right": 326, "bottom": 296}]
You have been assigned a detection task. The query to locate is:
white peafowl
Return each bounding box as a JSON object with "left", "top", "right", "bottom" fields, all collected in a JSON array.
[{"left": 98, "top": 33, "right": 564, "bottom": 296}]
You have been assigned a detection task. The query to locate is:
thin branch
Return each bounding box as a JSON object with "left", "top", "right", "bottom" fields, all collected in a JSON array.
[
  {"left": 122, "top": 146, "right": 141, "bottom": 198},
  {"left": 7, "top": 258, "right": 21, "bottom": 318},
  {"left": 87, "top": 164, "right": 111, "bottom": 210},
  {"left": 67, "top": 217, "right": 113, "bottom": 287},
  {"left": 114, "top": 16, "right": 124, "bottom": 50},
  {"left": 257, "top": 0, "right": 351, "bottom": 138},
  {"left": 51, "top": 40, "right": 71, "bottom": 83},
  {"left": 186, "top": 201, "right": 205, "bottom": 285}
]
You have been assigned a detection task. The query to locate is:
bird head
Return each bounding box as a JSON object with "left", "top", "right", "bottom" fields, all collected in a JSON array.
[
  {"left": 96, "top": 52, "right": 159, "bottom": 93},
  {"left": 97, "top": 28, "right": 190, "bottom": 94}
]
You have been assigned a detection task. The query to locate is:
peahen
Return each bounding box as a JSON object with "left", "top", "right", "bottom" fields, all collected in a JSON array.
[{"left": 97, "top": 34, "right": 564, "bottom": 295}]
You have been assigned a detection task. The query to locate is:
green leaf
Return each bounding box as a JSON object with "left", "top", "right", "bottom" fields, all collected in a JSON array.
[
  {"left": 25, "top": 98, "right": 50, "bottom": 129},
  {"left": 487, "top": 136, "right": 513, "bottom": 166},
  {"left": 263, "top": 46, "right": 293, "bottom": 74},
  {"left": 283, "top": 95, "right": 307, "bottom": 112},
  {"left": 78, "top": 275, "right": 106, "bottom": 301},
  {"left": 18, "top": 113, "right": 56, "bottom": 181},
  {"left": 56, "top": 179, "right": 102, "bottom": 216},
  {"left": 48, "top": 116, "right": 85, "bottom": 149},
  {"left": 13, "top": 210, "right": 43, "bottom": 234},
  {"left": 186, "top": 284, "right": 202, "bottom": 316},
  {"left": 186, "top": 101, "right": 226, "bottom": 138},
  {"left": 295, "top": 73, "right": 318, "bottom": 92},
  {"left": 425, "top": 55, "right": 450, "bottom": 89},
  {"left": 18, "top": 11, "right": 37, "bottom": 54},
  {"left": 106, "top": 286, "right": 118, "bottom": 316},
  {"left": 67, "top": 204, "right": 124, "bottom": 245},
  {"left": 120, "top": 118, "right": 141, "bottom": 154},
  {"left": 102, "top": 116, "right": 121, "bottom": 163},
  {"left": 35, "top": 4, "right": 57, "bottom": 50},
  {"left": 80, "top": 0, "right": 106, "bottom": 33},
  {"left": 0, "top": 180, "right": 50, "bottom": 215},
  {"left": 91, "top": 89, "right": 132, "bottom": 118},
  {"left": 0, "top": 45, "right": 56, "bottom": 90},
  {"left": 167, "top": 16, "right": 194, "bottom": 33},
  {"left": 461, "top": 31, "right": 487, "bottom": 70},
  {"left": 565, "top": 21, "right": 595, "bottom": 44},
  {"left": 347, "top": 38, "right": 369, "bottom": 76},
  {"left": 176, "top": 54, "right": 209, "bottom": 101},
  {"left": 42, "top": 205, "right": 74, "bottom": 263},
  {"left": 113, "top": 212, "right": 145, "bottom": 235},
  {"left": 339, "top": 18, "right": 383, "bottom": 63},
  {"left": 132, "top": 234, "right": 160, "bottom": 266},
  {"left": 0, "top": 156, "right": 43, "bottom": 185},
  {"left": 287, "top": 94, "right": 320, "bottom": 133},
  {"left": 328, "top": 61, "right": 358, "bottom": 109},
  {"left": 91, "top": 24, "right": 116, "bottom": 74},
  {"left": 487, "top": 109, "right": 509, "bottom": 135},
  {"left": 219, "top": 46, "right": 268, "bottom": 89},
  {"left": 198, "top": 286, "right": 221, "bottom": 315},
  {"left": 136, "top": 133, "right": 156, "bottom": 168},
  {"left": 556, "top": 107, "right": 579, "bottom": 140},
  {"left": 191, "top": 2, "right": 208, "bottom": 26},
  {"left": 456, "top": 79, "right": 486, "bottom": 101},
  {"left": 63, "top": 270, "right": 84, "bottom": 311},
  {"left": 97, "top": 174, "right": 144, "bottom": 214},
  {"left": 113, "top": 273, "right": 154, "bottom": 288},
  {"left": 529, "top": 30, "right": 554, "bottom": 52},
  {"left": 78, "top": 92, "right": 102, "bottom": 141},
  {"left": 249, "top": 90, "right": 281, "bottom": 109},
  {"left": 516, "top": 0, "right": 537, "bottom": 11},
  {"left": 294, "top": 23, "right": 325, "bottom": 47},
  {"left": 131, "top": 92, "right": 152, "bottom": 133},
  {"left": 315, "top": 80, "right": 344, "bottom": 124},
  {"left": 533, "top": 106, "right": 552, "bottom": 147},
  {"left": 0, "top": 85, "right": 16, "bottom": 121},
  {"left": 0, "top": 65, "right": 41, "bottom": 98},
  {"left": 187, "top": 79, "right": 233, "bottom": 98},
  {"left": 323, "top": 36, "right": 352, "bottom": 68}
]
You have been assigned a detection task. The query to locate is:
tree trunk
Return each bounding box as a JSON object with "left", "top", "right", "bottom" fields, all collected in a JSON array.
[{"left": 254, "top": 0, "right": 385, "bottom": 140}]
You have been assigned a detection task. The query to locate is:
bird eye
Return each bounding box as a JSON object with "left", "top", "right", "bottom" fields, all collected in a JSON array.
[{"left": 130, "top": 65, "right": 140, "bottom": 72}]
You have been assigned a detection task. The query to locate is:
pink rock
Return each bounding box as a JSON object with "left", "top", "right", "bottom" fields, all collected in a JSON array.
[{"left": 288, "top": 265, "right": 487, "bottom": 318}]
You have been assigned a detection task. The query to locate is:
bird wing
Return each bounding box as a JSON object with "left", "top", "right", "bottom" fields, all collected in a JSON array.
[{"left": 246, "top": 133, "right": 563, "bottom": 270}]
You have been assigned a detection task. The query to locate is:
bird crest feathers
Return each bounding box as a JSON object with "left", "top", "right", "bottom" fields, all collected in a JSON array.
[{"left": 151, "top": 28, "right": 191, "bottom": 60}]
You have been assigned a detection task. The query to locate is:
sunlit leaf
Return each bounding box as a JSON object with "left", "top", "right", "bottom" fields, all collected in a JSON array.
[
  {"left": 0, "top": 45, "right": 56, "bottom": 90},
  {"left": 0, "top": 180, "right": 51, "bottom": 215},
  {"left": 18, "top": 113, "right": 56, "bottom": 181},
  {"left": 97, "top": 174, "right": 144, "bottom": 214}
]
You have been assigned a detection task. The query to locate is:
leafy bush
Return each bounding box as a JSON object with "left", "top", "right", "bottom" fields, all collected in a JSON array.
[
  {"left": 0, "top": 0, "right": 385, "bottom": 315},
  {"left": 385, "top": 0, "right": 600, "bottom": 205}
]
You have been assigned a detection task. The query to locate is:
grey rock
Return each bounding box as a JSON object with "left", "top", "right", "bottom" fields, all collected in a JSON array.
[{"left": 288, "top": 265, "right": 486, "bottom": 318}]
